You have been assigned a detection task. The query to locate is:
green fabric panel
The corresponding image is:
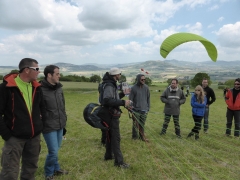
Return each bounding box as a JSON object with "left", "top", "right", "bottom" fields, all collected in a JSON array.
[{"left": 160, "top": 32, "right": 218, "bottom": 62}]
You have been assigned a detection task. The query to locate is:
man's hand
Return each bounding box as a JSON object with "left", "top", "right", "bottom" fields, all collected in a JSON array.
[
  {"left": 123, "top": 88, "right": 131, "bottom": 95},
  {"left": 125, "top": 100, "right": 131, "bottom": 107}
]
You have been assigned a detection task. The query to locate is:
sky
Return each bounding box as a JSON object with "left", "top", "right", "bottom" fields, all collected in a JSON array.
[{"left": 0, "top": 0, "right": 239, "bottom": 66}]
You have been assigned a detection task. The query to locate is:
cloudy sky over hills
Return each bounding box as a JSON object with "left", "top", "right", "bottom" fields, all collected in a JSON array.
[{"left": 0, "top": 0, "right": 239, "bottom": 66}]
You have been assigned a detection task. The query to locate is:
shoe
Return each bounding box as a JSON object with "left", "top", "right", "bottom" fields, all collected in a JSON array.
[
  {"left": 176, "top": 135, "right": 182, "bottom": 139},
  {"left": 225, "top": 134, "right": 230, "bottom": 137},
  {"left": 142, "top": 138, "right": 149, "bottom": 142},
  {"left": 195, "top": 134, "right": 199, "bottom": 140},
  {"left": 114, "top": 162, "right": 130, "bottom": 169},
  {"left": 187, "top": 132, "right": 194, "bottom": 138},
  {"left": 204, "top": 130, "right": 208, "bottom": 134},
  {"left": 45, "top": 175, "right": 54, "bottom": 180},
  {"left": 160, "top": 132, "right": 166, "bottom": 135},
  {"left": 54, "top": 169, "right": 69, "bottom": 176},
  {"left": 104, "top": 156, "right": 114, "bottom": 161}
]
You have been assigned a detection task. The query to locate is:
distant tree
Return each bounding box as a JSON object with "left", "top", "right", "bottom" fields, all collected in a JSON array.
[
  {"left": 89, "top": 74, "right": 101, "bottom": 83},
  {"left": 0, "top": 75, "right": 3, "bottom": 80},
  {"left": 224, "top": 79, "right": 235, "bottom": 87},
  {"left": 191, "top": 72, "right": 211, "bottom": 87},
  {"left": 119, "top": 74, "right": 126, "bottom": 83},
  {"left": 10, "top": 69, "right": 19, "bottom": 73},
  {"left": 167, "top": 79, "right": 172, "bottom": 85}
]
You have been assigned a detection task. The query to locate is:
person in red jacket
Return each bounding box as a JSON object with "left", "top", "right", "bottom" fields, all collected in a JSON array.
[
  {"left": 225, "top": 78, "right": 240, "bottom": 137},
  {"left": 0, "top": 58, "right": 45, "bottom": 180}
]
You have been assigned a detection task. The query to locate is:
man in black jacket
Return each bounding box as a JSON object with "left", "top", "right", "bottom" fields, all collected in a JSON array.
[
  {"left": 0, "top": 58, "right": 45, "bottom": 180},
  {"left": 40, "top": 65, "right": 68, "bottom": 180},
  {"left": 99, "top": 67, "right": 131, "bottom": 168},
  {"left": 202, "top": 78, "right": 216, "bottom": 133}
]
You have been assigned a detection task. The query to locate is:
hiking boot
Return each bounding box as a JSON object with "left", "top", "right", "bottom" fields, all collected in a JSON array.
[
  {"left": 114, "top": 162, "right": 130, "bottom": 169},
  {"left": 160, "top": 132, "right": 166, "bottom": 135},
  {"left": 45, "top": 175, "right": 54, "bottom": 180},
  {"left": 104, "top": 156, "right": 114, "bottom": 161},
  {"left": 204, "top": 130, "right": 208, "bottom": 134},
  {"left": 187, "top": 132, "right": 194, "bottom": 138},
  {"left": 195, "top": 134, "right": 199, "bottom": 140},
  {"left": 176, "top": 135, "right": 182, "bottom": 139},
  {"left": 54, "top": 169, "right": 69, "bottom": 176}
]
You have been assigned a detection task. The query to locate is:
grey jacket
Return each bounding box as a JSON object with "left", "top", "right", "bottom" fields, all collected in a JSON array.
[
  {"left": 129, "top": 74, "right": 150, "bottom": 112},
  {"left": 161, "top": 86, "right": 186, "bottom": 115},
  {"left": 40, "top": 79, "right": 67, "bottom": 133}
]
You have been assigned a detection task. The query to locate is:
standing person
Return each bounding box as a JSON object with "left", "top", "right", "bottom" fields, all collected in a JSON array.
[
  {"left": 129, "top": 74, "right": 150, "bottom": 141},
  {"left": 98, "top": 67, "right": 131, "bottom": 168},
  {"left": 225, "top": 78, "right": 240, "bottom": 137},
  {"left": 187, "top": 85, "right": 207, "bottom": 140},
  {"left": 201, "top": 78, "right": 216, "bottom": 133},
  {"left": 40, "top": 65, "right": 68, "bottom": 180},
  {"left": 160, "top": 79, "right": 186, "bottom": 138},
  {"left": 0, "top": 58, "right": 45, "bottom": 180}
]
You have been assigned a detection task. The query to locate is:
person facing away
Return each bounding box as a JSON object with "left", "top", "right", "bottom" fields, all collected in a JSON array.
[
  {"left": 129, "top": 74, "right": 150, "bottom": 142},
  {"left": 225, "top": 78, "right": 240, "bottom": 137},
  {"left": 201, "top": 78, "right": 216, "bottom": 134},
  {"left": 160, "top": 78, "right": 186, "bottom": 138},
  {"left": 40, "top": 65, "right": 68, "bottom": 180},
  {"left": 97, "top": 67, "right": 131, "bottom": 169},
  {"left": 187, "top": 85, "right": 207, "bottom": 140},
  {"left": 0, "top": 58, "right": 45, "bottom": 180}
]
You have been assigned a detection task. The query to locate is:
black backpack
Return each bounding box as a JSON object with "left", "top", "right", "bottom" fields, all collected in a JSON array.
[
  {"left": 98, "top": 82, "right": 115, "bottom": 105},
  {"left": 83, "top": 103, "right": 109, "bottom": 130}
]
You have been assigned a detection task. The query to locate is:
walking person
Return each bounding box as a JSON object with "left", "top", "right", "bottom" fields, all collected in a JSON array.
[
  {"left": 160, "top": 79, "right": 186, "bottom": 138},
  {"left": 40, "top": 65, "right": 68, "bottom": 180},
  {"left": 129, "top": 74, "right": 150, "bottom": 142},
  {"left": 187, "top": 85, "right": 207, "bottom": 140},
  {"left": 0, "top": 58, "right": 45, "bottom": 180},
  {"left": 201, "top": 78, "right": 216, "bottom": 133},
  {"left": 98, "top": 68, "right": 131, "bottom": 168},
  {"left": 225, "top": 78, "right": 240, "bottom": 137}
]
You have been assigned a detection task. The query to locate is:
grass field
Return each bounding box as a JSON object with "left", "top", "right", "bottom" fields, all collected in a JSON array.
[{"left": 0, "top": 82, "right": 239, "bottom": 180}]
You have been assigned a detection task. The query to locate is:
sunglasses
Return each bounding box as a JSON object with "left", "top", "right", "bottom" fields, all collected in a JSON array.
[
  {"left": 234, "top": 83, "right": 240, "bottom": 85},
  {"left": 28, "top": 67, "right": 40, "bottom": 71},
  {"left": 141, "top": 79, "right": 146, "bottom": 81}
]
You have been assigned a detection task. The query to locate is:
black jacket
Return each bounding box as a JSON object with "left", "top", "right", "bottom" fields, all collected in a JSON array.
[
  {"left": 203, "top": 86, "right": 216, "bottom": 105},
  {"left": 40, "top": 79, "right": 67, "bottom": 133},
  {"left": 0, "top": 73, "right": 45, "bottom": 140}
]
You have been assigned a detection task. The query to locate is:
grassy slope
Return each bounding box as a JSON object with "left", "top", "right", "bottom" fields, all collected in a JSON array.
[{"left": 0, "top": 82, "right": 239, "bottom": 180}]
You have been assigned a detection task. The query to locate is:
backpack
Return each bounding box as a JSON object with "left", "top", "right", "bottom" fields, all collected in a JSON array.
[
  {"left": 98, "top": 82, "right": 115, "bottom": 105},
  {"left": 83, "top": 103, "right": 109, "bottom": 130}
]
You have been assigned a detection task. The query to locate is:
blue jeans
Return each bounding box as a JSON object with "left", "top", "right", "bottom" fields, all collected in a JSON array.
[
  {"left": 43, "top": 129, "right": 63, "bottom": 176},
  {"left": 203, "top": 107, "right": 209, "bottom": 131}
]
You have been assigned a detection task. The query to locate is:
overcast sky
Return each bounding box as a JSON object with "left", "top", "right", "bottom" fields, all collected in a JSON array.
[{"left": 0, "top": 0, "right": 239, "bottom": 66}]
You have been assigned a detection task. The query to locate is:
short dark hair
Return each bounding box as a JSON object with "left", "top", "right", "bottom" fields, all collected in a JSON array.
[
  {"left": 235, "top": 78, "right": 240, "bottom": 83},
  {"left": 19, "top": 58, "right": 38, "bottom": 71},
  {"left": 44, "top": 65, "right": 59, "bottom": 77},
  {"left": 171, "top": 78, "right": 178, "bottom": 84}
]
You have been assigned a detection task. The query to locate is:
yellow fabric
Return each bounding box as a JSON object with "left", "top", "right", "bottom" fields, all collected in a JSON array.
[{"left": 15, "top": 75, "right": 33, "bottom": 114}]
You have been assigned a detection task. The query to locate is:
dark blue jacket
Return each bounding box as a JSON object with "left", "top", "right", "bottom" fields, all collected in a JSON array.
[{"left": 191, "top": 95, "right": 207, "bottom": 116}]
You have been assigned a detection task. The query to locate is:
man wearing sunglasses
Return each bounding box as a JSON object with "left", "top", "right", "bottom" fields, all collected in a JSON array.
[
  {"left": 129, "top": 74, "right": 150, "bottom": 142},
  {"left": 160, "top": 78, "right": 186, "bottom": 138},
  {"left": 225, "top": 78, "right": 240, "bottom": 137},
  {"left": 0, "top": 58, "right": 45, "bottom": 180}
]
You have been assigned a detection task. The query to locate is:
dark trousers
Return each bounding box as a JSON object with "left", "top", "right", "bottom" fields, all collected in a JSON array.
[
  {"left": 0, "top": 135, "right": 41, "bottom": 180},
  {"left": 101, "top": 129, "right": 107, "bottom": 144},
  {"left": 132, "top": 111, "right": 147, "bottom": 140},
  {"left": 161, "top": 114, "right": 180, "bottom": 135},
  {"left": 226, "top": 109, "right": 240, "bottom": 137},
  {"left": 203, "top": 107, "right": 209, "bottom": 131},
  {"left": 191, "top": 115, "right": 203, "bottom": 134},
  {"left": 105, "top": 117, "right": 123, "bottom": 165}
]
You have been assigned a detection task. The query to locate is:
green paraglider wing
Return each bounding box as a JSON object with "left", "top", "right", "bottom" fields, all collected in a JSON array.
[{"left": 160, "top": 32, "right": 218, "bottom": 62}]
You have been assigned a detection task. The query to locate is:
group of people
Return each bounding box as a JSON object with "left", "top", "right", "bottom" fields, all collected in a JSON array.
[
  {"left": 0, "top": 58, "right": 68, "bottom": 180},
  {"left": 0, "top": 58, "right": 239, "bottom": 178}
]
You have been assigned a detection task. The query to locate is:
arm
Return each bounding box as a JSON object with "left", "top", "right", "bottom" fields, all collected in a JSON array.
[
  {"left": 102, "top": 86, "right": 125, "bottom": 107},
  {"left": 147, "top": 87, "right": 150, "bottom": 111},
  {"left": 0, "top": 84, "right": 12, "bottom": 141},
  {"left": 160, "top": 89, "right": 168, "bottom": 103},
  {"left": 208, "top": 89, "right": 216, "bottom": 105},
  {"left": 179, "top": 90, "right": 186, "bottom": 105},
  {"left": 191, "top": 95, "right": 206, "bottom": 108}
]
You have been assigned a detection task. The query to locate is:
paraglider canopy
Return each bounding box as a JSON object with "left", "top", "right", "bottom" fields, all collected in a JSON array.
[{"left": 160, "top": 32, "right": 218, "bottom": 62}]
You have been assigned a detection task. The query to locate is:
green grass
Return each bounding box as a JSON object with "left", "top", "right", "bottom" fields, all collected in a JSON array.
[{"left": 0, "top": 82, "right": 239, "bottom": 180}]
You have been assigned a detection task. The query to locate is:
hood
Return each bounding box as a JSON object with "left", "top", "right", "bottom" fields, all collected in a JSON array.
[
  {"left": 3, "top": 73, "right": 40, "bottom": 88},
  {"left": 168, "top": 85, "right": 179, "bottom": 92},
  {"left": 40, "top": 78, "right": 62, "bottom": 90},
  {"left": 136, "top": 74, "right": 145, "bottom": 86},
  {"left": 102, "top": 72, "right": 117, "bottom": 87}
]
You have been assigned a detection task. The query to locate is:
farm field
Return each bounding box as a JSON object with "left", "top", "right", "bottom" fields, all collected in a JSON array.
[{"left": 0, "top": 82, "right": 239, "bottom": 180}]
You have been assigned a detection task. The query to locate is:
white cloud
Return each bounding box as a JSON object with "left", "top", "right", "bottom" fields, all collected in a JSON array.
[
  {"left": 218, "top": 17, "right": 224, "bottom": 22},
  {"left": 207, "top": 24, "right": 215, "bottom": 28},
  {"left": 216, "top": 21, "right": 240, "bottom": 48},
  {"left": 209, "top": 5, "right": 219, "bottom": 11}
]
